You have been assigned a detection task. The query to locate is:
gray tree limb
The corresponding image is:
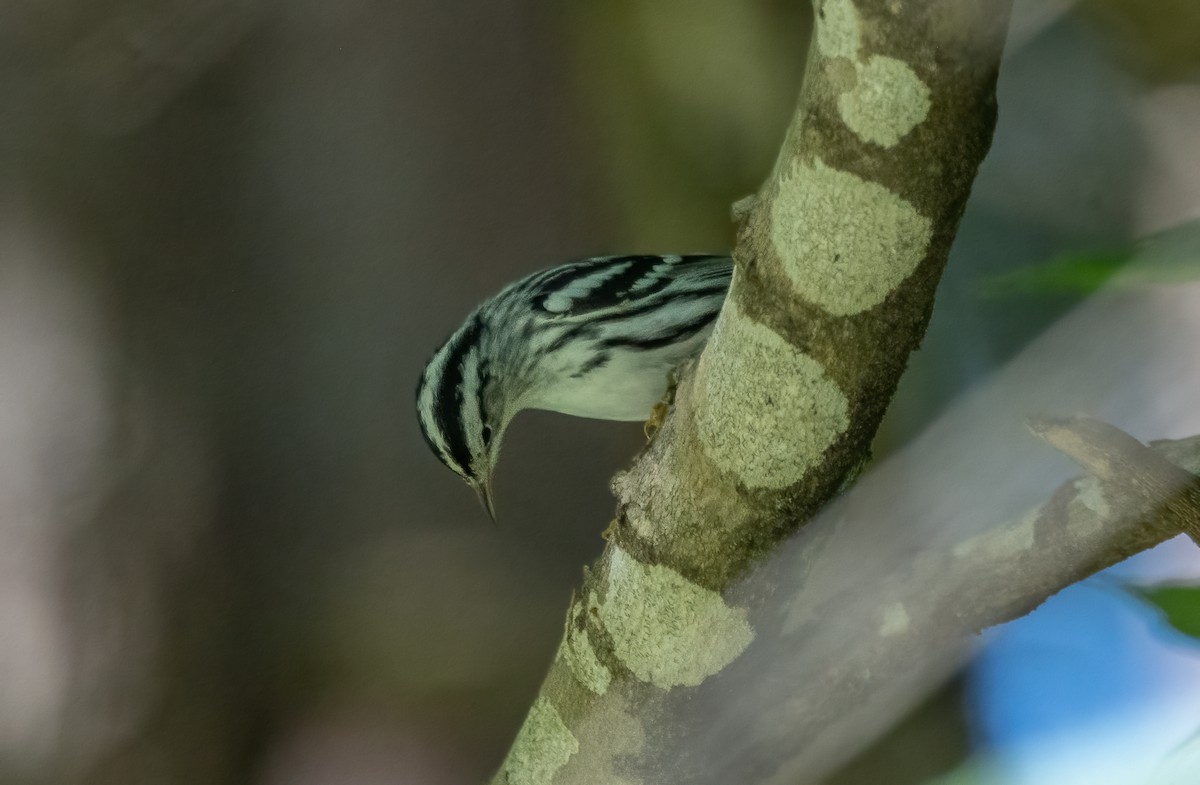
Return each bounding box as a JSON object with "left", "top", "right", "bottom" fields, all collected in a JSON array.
[
  {"left": 1030, "top": 415, "right": 1200, "bottom": 545},
  {"left": 702, "top": 425, "right": 1200, "bottom": 784}
]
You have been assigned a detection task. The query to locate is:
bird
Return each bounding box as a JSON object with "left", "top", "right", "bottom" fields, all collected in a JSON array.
[{"left": 416, "top": 253, "right": 733, "bottom": 520}]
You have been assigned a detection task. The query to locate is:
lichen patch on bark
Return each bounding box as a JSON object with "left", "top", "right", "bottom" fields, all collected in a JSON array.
[
  {"left": 770, "top": 157, "right": 932, "bottom": 316},
  {"left": 878, "top": 602, "right": 910, "bottom": 637},
  {"left": 554, "top": 694, "right": 646, "bottom": 785},
  {"left": 1073, "top": 477, "right": 1112, "bottom": 519},
  {"left": 815, "top": 0, "right": 861, "bottom": 59},
  {"left": 813, "top": 0, "right": 931, "bottom": 147},
  {"left": 598, "top": 547, "right": 754, "bottom": 688},
  {"left": 694, "top": 299, "right": 849, "bottom": 488},
  {"left": 503, "top": 698, "right": 578, "bottom": 785},
  {"left": 838, "top": 55, "right": 931, "bottom": 147},
  {"left": 558, "top": 619, "right": 611, "bottom": 696},
  {"left": 955, "top": 506, "right": 1040, "bottom": 560}
]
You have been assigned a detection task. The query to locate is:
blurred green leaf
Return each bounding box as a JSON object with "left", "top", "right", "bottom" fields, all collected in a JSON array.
[
  {"left": 1130, "top": 585, "right": 1200, "bottom": 641},
  {"left": 982, "top": 218, "right": 1200, "bottom": 298},
  {"left": 981, "top": 250, "right": 1130, "bottom": 297}
]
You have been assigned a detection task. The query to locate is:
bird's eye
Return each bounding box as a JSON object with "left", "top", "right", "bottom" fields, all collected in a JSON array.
[{"left": 481, "top": 425, "right": 493, "bottom": 446}]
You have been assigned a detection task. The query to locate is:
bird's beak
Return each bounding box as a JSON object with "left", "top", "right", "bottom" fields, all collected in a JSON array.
[{"left": 471, "top": 474, "right": 498, "bottom": 524}]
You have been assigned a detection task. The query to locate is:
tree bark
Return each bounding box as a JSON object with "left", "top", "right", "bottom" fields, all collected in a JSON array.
[{"left": 491, "top": 1, "right": 1014, "bottom": 783}]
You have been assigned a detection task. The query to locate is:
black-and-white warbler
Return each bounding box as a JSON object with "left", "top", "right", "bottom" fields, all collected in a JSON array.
[{"left": 416, "top": 253, "right": 733, "bottom": 519}]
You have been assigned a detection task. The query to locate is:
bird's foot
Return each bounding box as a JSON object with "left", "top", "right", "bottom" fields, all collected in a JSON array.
[
  {"left": 643, "top": 400, "right": 670, "bottom": 441},
  {"left": 643, "top": 366, "right": 685, "bottom": 441}
]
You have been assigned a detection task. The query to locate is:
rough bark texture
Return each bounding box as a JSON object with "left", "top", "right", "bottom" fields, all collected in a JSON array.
[
  {"left": 1030, "top": 416, "right": 1200, "bottom": 545},
  {"left": 669, "top": 429, "right": 1200, "bottom": 785},
  {"left": 490, "top": 1, "right": 1014, "bottom": 783},
  {"left": 613, "top": 0, "right": 1013, "bottom": 589}
]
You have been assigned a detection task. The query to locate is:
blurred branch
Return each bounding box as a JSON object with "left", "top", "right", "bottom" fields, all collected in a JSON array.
[
  {"left": 1029, "top": 415, "right": 1200, "bottom": 545},
  {"left": 490, "top": 0, "right": 1014, "bottom": 783},
  {"left": 737, "top": 429, "right": 1200, "bottom": 784}
]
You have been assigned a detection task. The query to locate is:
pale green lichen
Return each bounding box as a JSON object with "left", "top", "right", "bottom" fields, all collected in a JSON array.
[
  {"left": 814, "top": 0, "right": 931, "bottom": 147},
  {"left": 955, "top": 506, "right": 1040, "bottom": 560},
  {"left": 878, "top": 602, "right": 910, "bottom": 637},
  {"left": 554, "top": 695, "right": 646, "bottom": 785},
  {"left": 598, "top": 547, "right": 754, "bottom": 689},
  {"left": 504, "top": 698, "right": 578, "bottom": 785},
  {"left": 558, "top": 620, "right": 611, "bottom": 696},
  {"left": 1066, "top": 476, "right": 1111, "bottom": 537},
  {"left": 1002, "top": 507, "right": 1040, "bottom": 554},
  {"left": 771, "top": 157, "right": 932, "bottom": 316},
  {"left": 815, "top": 0, "right": 861, "bottom": 59},
  {"left": 1074, "top": 477, "right": 1111, "bottom": 519},
  {"left": 837, "top": 55, "right": 931, "bottom": 147},
  {"left": 694, "top": 298, "right": 849, "bottom": 487}
]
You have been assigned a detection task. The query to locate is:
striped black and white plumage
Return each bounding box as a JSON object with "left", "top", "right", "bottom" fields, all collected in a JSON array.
[{"left": 416, "top": 253, "right": 733, "bottom": 519}]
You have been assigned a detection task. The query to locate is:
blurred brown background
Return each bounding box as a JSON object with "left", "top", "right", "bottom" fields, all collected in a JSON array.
[{"left": 1, "top": 0, "right": 1198, "bottom": 782}]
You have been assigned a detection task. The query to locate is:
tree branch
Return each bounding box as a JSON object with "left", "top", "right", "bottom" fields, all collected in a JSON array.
[
  {"left": 673, "top": 431, "right": 1200, "bottom": 785},
  {"left": 1029, "top": 415, "right": 1200, "bottom": 545},
  {"left": 491, "top": 1, "right": 1013, "bottom": 782}
]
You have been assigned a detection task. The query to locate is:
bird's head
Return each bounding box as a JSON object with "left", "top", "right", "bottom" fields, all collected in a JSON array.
[{"left": 415, "top": 315, "right": 512, "bottom": 522}]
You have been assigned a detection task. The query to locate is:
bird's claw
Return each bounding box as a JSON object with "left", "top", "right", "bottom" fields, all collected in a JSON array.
[
  {"left": 643, "top": 368, "right": 682, "bottom": 441},
  {"left": 643, "top": 401, "right": 671, "bottom": 441}
]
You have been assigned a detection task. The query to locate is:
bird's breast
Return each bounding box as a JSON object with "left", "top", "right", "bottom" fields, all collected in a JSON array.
[{"left": 525, "top": 344, "right": 694, "bottom": 422}]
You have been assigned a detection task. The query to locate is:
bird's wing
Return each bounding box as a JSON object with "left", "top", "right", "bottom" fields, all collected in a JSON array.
[{"left": 524, "top": 254, "right": 733, "bottom": 321}]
